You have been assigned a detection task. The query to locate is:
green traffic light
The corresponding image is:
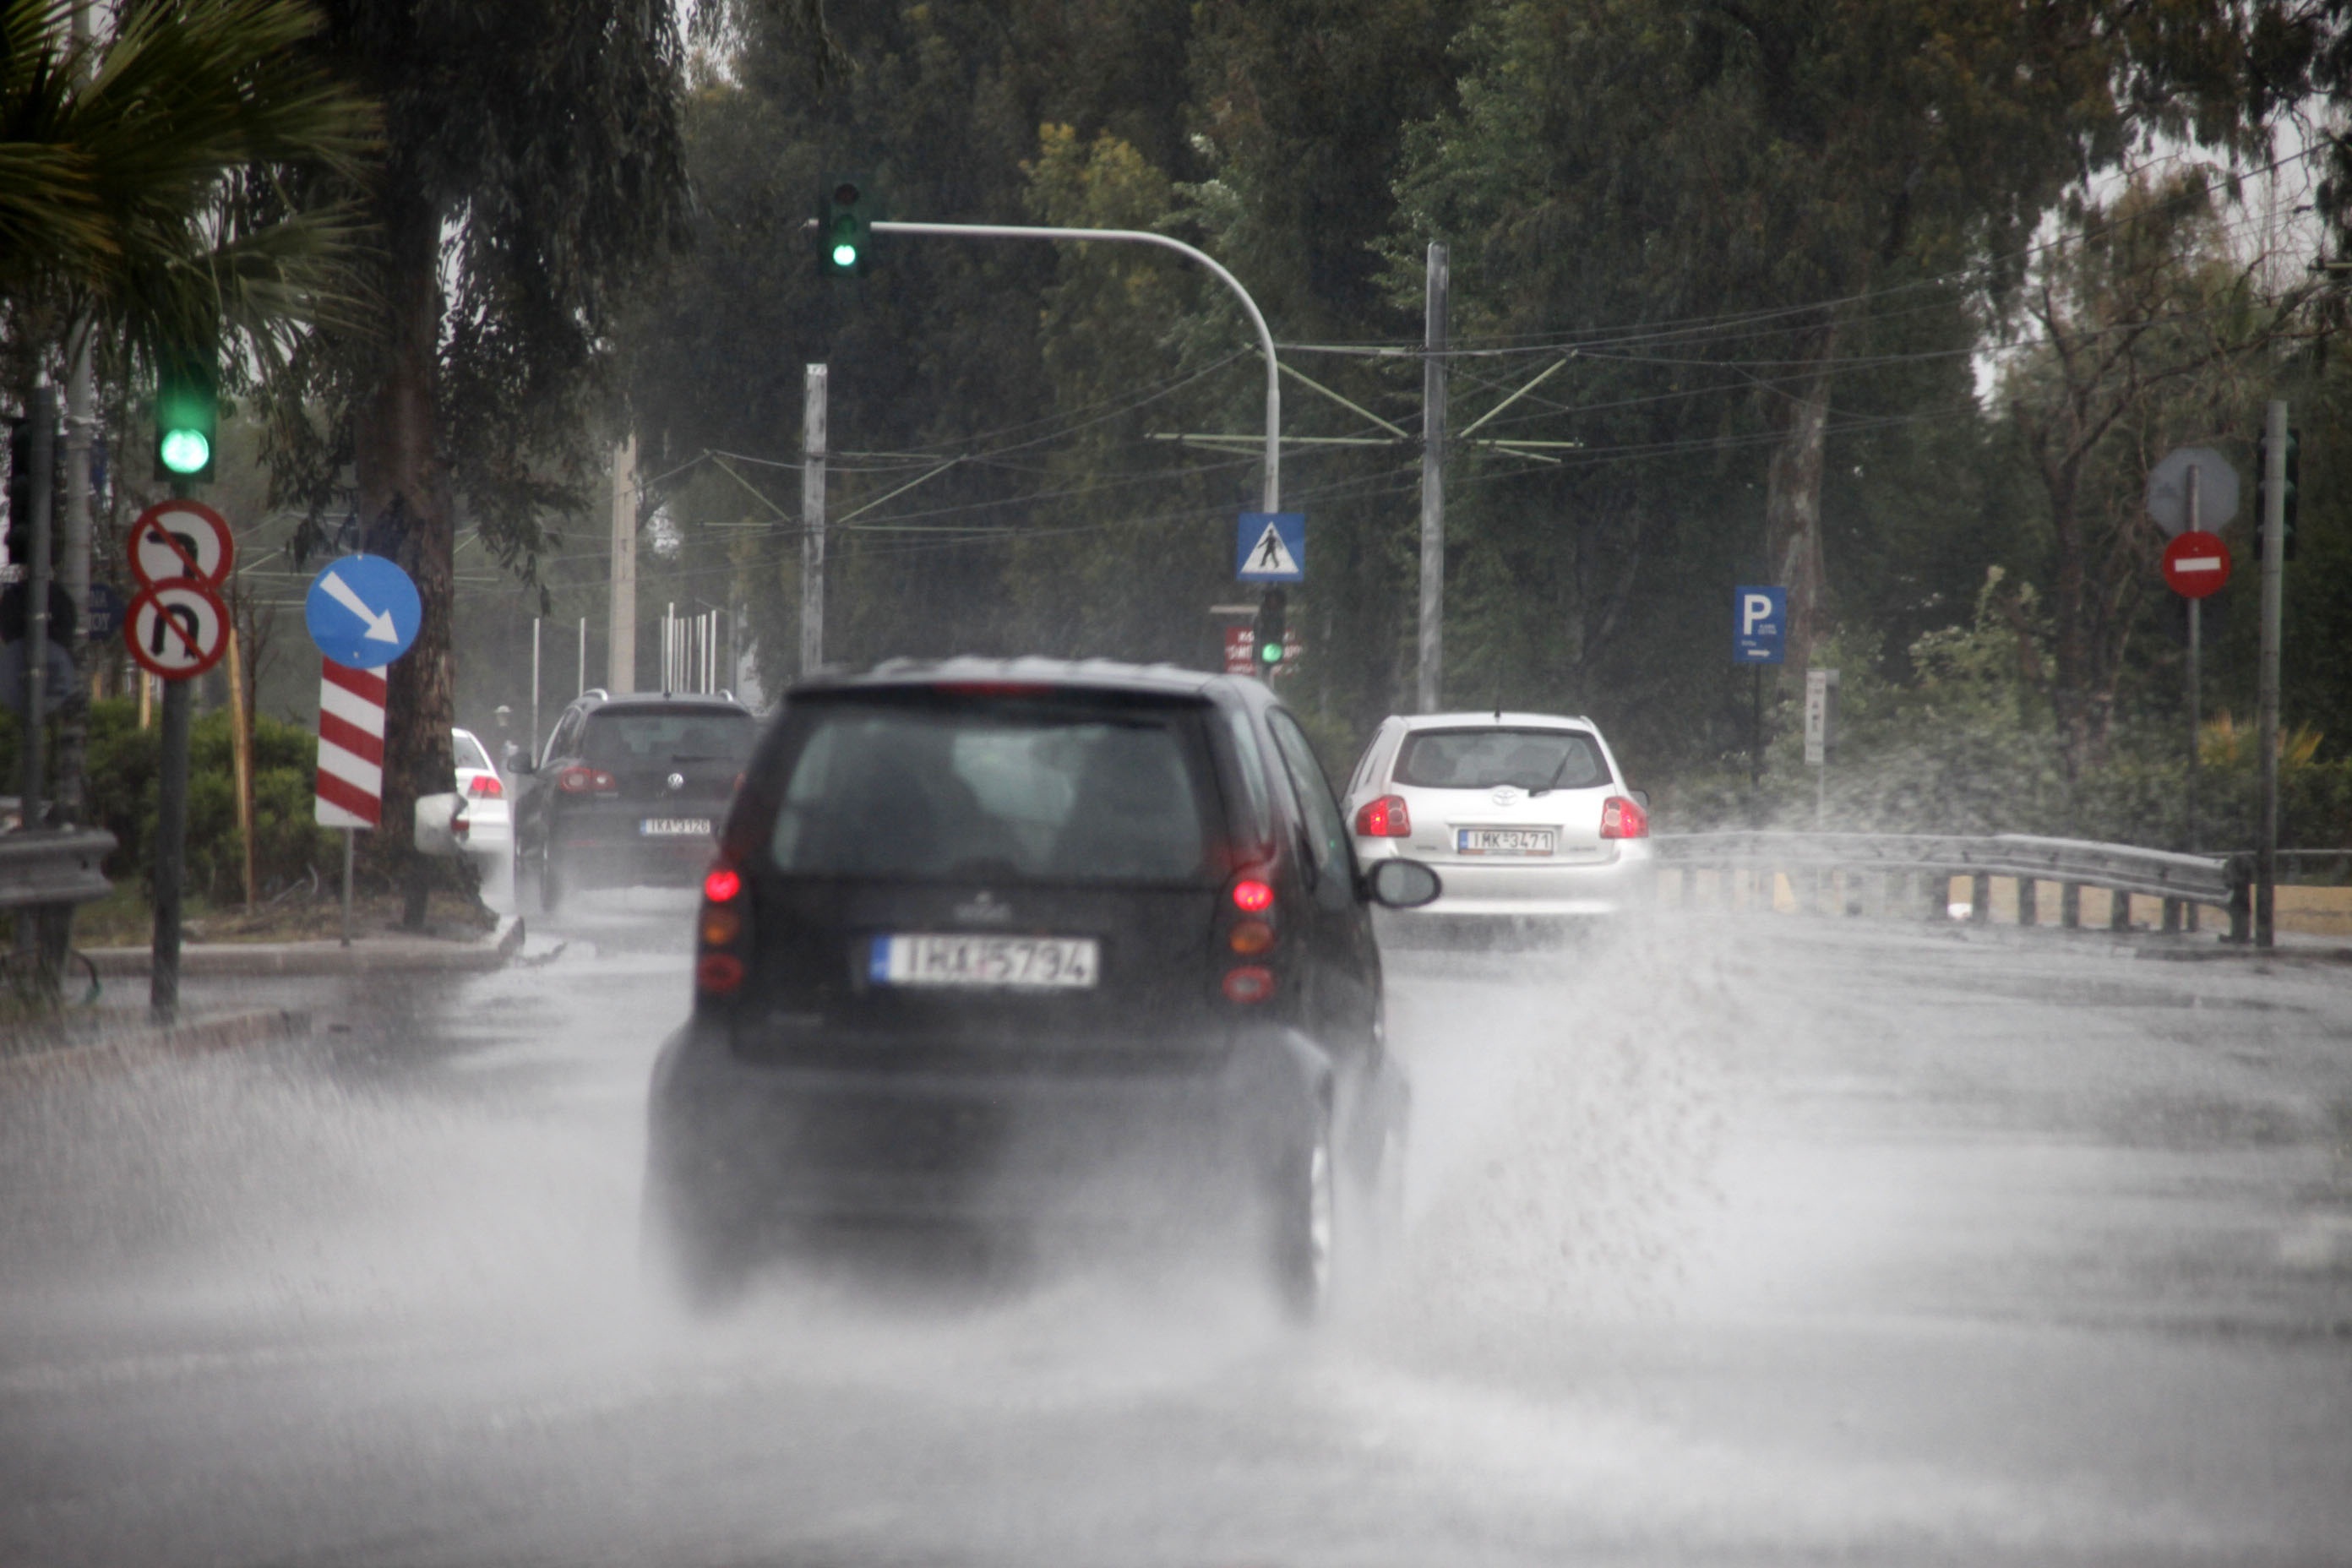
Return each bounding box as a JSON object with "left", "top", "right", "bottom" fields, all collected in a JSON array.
[
  {"left": 158, "top": 427, "right": 210, "bottom": 476},
  {"left": 831, "top": 242, "right": 859, "bottom": 269},
  {"left": 1259, "top": 639, "right": 1282, "bottom": 665}
]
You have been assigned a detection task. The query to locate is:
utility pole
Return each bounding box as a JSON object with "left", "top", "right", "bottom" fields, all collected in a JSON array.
[
  {"left": 607, "top": 433, "right": 636, "bottom": 693},
  {"left": 20, "top": 384, "right": 55, "bottom": 835},
  {"left": 1418, "top": 242, "right": 1448, "bottom": 714},
  {"left": 57, "top": 0, "right": 91, "bottom": 819},
  {"left": 2186, "top": 465, "right": 2201, "bottom": 857},
  {"left": 801, "top": 363, "right": 827, "bottom": 675},
  {"left": 2256, "top": 399, "right": 2286, "bottom": 947}
]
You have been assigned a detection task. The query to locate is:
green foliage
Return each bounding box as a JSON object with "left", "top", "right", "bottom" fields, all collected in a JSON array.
[{"left": 78, "top": 698, "right": 340, "bottom": 903}]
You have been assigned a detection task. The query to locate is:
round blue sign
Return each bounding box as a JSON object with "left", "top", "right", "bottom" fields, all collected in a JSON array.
[{"left": 305, "top": 554, "right": 421, "bottom": 668}]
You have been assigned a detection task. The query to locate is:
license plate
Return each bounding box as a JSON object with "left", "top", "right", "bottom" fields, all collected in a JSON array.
[
  {"left": 869, "top": 934, "right": 1099, "bottom": 989},
  {"left": 639, "top": 817, "right": 711, "bottom": 837},
  {"left": 1456, "top": 827, "right": 1556, "bottom": 856}
]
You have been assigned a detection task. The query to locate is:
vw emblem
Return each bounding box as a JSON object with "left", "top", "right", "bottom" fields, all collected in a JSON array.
[
  {"left": 666, "top": 771, "right": 686, "bottom": 792},
  {"left": 1490, "top": 785, "right": 1522, "bottom": 807}
]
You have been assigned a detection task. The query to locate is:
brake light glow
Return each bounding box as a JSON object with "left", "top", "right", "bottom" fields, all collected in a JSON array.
[
  {"left": 1600, "top": 795, "right": 1649, "bottom": 839},
  {"left": 466, "top": 774, "right": 504, "bottom": 798},
  {"left": 1230, "top": 878, "right": 1274, "bottom": 912},
  {"left": 1353, "top": 795, "right": 1410, "bottom": 837},
  {"left": 695, "top": 953, "right": 744, "bottom": 994},
  {"left": 703, "top": 867, "right": 742, "bottom": 902},
  {"left": 1222, "top": 966, "right": 1275, "bottom": 1004},
  {"left": 557, "top": 765, "right": 618, "bottom": 795},
  {"left": 700, "top": 906, "right": 743, "bottom": 946}
]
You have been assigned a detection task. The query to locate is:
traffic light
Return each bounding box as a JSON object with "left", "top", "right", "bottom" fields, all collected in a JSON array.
[
  {"left": 153, "top": 351, "right": 218, "bottom": 482},
  {"left": 820, "top": 176, "right": 870, "bottom": 275},
  {"left": 2256, "top": 426, "right": 2300, "bottom": 563},
  {"left": 1253, "top": 587, "right": 1287, "bottom": 670}
]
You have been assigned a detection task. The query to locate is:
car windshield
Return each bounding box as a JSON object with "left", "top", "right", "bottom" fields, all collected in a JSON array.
[
  {"left": 451, "top": 732, "right": 492, "bottom": 772},
  {"left": 581, "top": 710, "right": 754, "bottom": 766},
  {"left": 1395, "top": 727, "right": 1606, "bottom": 791},
  {"left": 766, "top": 697, "right": 1213, "bottom": 883}
]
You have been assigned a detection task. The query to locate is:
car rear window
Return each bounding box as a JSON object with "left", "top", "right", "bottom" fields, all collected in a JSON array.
[
  {"left": 451, "top": 732, "right": 492, "bottom": 772},
  {"left": 1394, "top": 728, "right": 1608, "bottom": 791},
  {"left": 582, "top": 709, "right": 754, "bottom": 766},
  {"left": 765, "top": 697, "right": 1214, "bottom": 883}
]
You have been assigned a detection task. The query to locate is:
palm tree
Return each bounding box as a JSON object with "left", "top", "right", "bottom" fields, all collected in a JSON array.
[{"left": 2, "top": 0, "right": 376, "bottom": 368}]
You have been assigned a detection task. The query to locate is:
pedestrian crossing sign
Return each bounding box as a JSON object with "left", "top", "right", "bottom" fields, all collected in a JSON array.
[{"left": 1236, "top": 512, "right": 1305, "bottom": 581}]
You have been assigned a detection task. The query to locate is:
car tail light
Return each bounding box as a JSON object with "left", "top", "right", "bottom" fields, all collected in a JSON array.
[
  {"left": 1600, "top": 795, "right": 1648, "bottom": 839},
  {"left": 1353, "top": 794, "right": 1410, "bottom": 837},
  {"left": 1228, "top": 917, "right": 1276, "bottom": 956},
  {"left": 1230, "top": 877, "right": 1274, "bottom": 912},
  {"left": 557, "top": 765, "right": 618, "bottom": 795},
  {"left": 696, "top": 863, "right": 747, "bottom": 998},
  {"left": 466, "top": 774, "right": 504, "bottom": 798},
  {"left": 1222, "top": 966, "right": 1275, "bottom": 1004}
]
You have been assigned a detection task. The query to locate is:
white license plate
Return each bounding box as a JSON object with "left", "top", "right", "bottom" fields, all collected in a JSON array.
[
  {"left": 869, "top": 934, "right": 1099, "bottom": 989},
  {"left": 639, "top": 817, "right": 711, "bottom": 837},
  {"left": 1456, "top": 827, "right": 1556, "bottom": 856}
]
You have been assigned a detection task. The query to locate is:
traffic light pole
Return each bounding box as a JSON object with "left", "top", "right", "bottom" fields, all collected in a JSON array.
[{"left": 868, "top": 221, "right": 1280, "bottom": 513}]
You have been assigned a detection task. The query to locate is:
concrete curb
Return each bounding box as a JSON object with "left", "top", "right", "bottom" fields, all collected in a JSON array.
[
  {"left": 80, "top": 915, "right": 526, "bottom": 978},
  {"left": 0, "top": 1007, "right": 311, "bottom": 1090}
]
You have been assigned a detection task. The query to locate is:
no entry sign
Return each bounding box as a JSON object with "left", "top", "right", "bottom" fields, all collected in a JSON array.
[{"left": 2162, "top": 530, "right": 2232, "bottom": 599}]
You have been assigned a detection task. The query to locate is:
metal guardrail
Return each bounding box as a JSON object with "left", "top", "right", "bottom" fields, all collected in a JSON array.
[
  {"left": 1652, "top": 830, "right": 2249, "bottom": 939},
  {"left": 0, "top": 827, "right": 117, "bottom": 911}
]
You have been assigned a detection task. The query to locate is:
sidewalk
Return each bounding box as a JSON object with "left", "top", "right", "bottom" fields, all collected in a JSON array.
[
  {"left": 79, "top": 915, "right": 526, "bottom": 977},
  {"left": 0, "top": 1004, "right": 311, "bottom": 1087}
]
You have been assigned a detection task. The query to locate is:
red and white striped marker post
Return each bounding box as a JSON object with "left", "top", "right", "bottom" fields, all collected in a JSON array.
[{"left": 314, "top": 659, "right": 387, "bottom": 944}]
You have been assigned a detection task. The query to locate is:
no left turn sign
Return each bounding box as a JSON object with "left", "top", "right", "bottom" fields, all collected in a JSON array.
[
  {"left": 125, "top": 580, "right": 231, "bottom": 680},
  {"left": 2161, "top": 530, "right": 2233, "bottom": 600},
  {"left": 128, "top": 498, "right": 236, "bottom": 589}
]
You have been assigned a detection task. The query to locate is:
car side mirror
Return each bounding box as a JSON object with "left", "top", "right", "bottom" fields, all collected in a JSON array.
[{"left": 1366, "top": 858, "right": 1441, "bottom": 910}]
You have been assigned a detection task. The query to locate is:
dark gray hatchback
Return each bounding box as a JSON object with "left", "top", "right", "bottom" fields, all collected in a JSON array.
[{"left": 642, "top": 659, "right": 1440, "bottom": 1317}]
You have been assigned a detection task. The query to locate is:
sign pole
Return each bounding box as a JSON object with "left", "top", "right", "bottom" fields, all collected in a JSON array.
[
  {"left": 801, "top": 364, "right": 826, "bottom": 676},
  {"left": 2257, "top": 400, "right": 2286, "bottom": 948},
  {"left": 150, "top": 668, "right": 190, "bottom": 1021},
  {"left": 340, "top": 826, "right": 354, "bottom": 948},
  {"left": 1750, "top": 666, "right": 1762, "bottom": 797},
  {"left": 1418, "top": 242, "right": 1448, "bottom": 713},
  {"left": 2186, "top": 464, "right": 2200, "bottom": 859}
]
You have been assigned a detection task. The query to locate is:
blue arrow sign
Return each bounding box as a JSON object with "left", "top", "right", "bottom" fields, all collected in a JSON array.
[
  {"left": 305, "top": 554, "right": 421, "bottom": 668},
  {"left": 1236, "top": 512, "right": 1305, "bottom": 581},
  {"left": 1734, "top": 585, "right": 1786, "bottom": 664}
]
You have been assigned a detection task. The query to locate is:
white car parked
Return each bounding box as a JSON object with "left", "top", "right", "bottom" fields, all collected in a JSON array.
[
  {"left": 452, "top": 727, "right": 511, "bottom": 874},
  {"left": 1343, "top": 711, "right": 1653, "bottom": 923}
]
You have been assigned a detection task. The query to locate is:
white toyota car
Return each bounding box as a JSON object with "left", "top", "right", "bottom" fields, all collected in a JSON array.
[{"left": 1343, "top": 711, "right": 1653, "bottom": 927}]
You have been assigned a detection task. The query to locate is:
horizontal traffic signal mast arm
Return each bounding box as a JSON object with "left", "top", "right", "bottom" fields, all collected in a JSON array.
[{"left": 868, "top": 220, "right": 1280, "bottom": 513}]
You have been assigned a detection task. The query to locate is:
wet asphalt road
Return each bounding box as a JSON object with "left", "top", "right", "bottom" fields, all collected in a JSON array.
[{"left": 3, "top": 894, "right": 2349, "bottom": 1567}]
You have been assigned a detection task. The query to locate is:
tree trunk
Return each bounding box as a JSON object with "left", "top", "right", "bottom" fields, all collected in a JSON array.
[
  {"left": 350, "top": 194, "right": 457, "bottom": 930},
  {"left": 1763, "top": 322, "right": 1838, "bottom": 662}
]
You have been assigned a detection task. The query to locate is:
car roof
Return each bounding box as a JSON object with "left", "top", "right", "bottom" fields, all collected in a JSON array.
[
  {"left": 1391, "top": 710, "right": 1598, "bottom": 732},
  {"left": 796, "top": 656, "right": 1255, "bottom": 705},
  {"left": 571, "top": 692, "right": 752, "bottom": 716}
]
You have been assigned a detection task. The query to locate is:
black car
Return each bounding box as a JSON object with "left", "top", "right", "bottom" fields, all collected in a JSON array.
[
  {"left": 510, "top": 689, "right": 757, "bottom": 912},
  {"left": 642, "top": 658, "right": 1441, "bottom": 1318}
]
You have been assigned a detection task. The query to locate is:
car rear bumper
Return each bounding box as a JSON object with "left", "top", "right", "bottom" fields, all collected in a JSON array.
[
  {"left": 548, "top": 820, "right": 719, "bottom": 889},
  {"left": 1358, "top": 839, "right": 1656, "bottom": 916},
  {"left": 647, "top": 1020, "right": 1326, "bottom": 1228}
]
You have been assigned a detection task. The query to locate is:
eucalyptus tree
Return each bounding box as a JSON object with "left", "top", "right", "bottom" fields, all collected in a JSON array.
[
  {"left": 260, "top": 0, "right": 716, "bottom": 924},
  {"left": 1390, "top": 0, "right": 2294, "bottom": 672}
]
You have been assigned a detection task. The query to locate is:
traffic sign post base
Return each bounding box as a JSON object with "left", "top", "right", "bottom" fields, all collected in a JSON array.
[{"left": 150, "top": 678, "right": 190, "bottom": 1023}]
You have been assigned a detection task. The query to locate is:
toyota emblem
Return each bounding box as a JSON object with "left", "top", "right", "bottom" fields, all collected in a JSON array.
[{"left": 1490, "top": 785, "right": 1522, "bottom": 807}]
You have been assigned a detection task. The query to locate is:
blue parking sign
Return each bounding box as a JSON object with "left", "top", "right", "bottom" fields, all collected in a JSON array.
[{"left": 1734, "top": 585, "right": 1785, "bottom": 664}]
